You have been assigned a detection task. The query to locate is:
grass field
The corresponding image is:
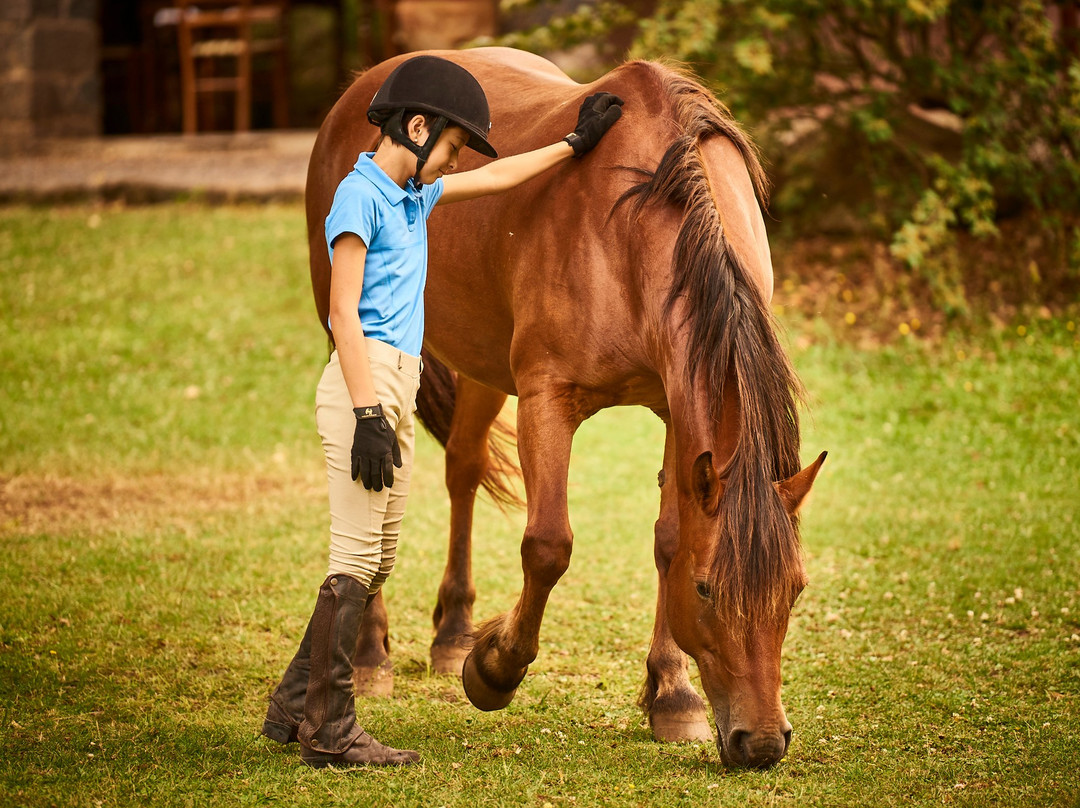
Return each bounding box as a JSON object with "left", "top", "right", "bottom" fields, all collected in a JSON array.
[{"left": 1, "top": 203, "right": 1078, "bottom": 807}]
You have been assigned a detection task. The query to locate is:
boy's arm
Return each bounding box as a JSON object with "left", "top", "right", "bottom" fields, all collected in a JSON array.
[
  {"left": 327, "top": 234, "right": 379, "bottom": 407},
  {"left": 438, "top": 92, "right": 624, "bottom": 205},
  {"left": 439, "top": 141, "right": 573, "bottom": 204},
  {"left": 329, "top": 233, "right": 403, "bottom": 490}
]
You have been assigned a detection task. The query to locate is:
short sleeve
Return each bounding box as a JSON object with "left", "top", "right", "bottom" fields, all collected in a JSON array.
[
  {"left": 325, "top": 174, "right": 379, "bottom": 262},
  {"left": 420, "top": 177, "right": 444, "bottom": 219}
]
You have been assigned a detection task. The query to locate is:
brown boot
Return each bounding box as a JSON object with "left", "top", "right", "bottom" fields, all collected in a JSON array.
[
  {"left": 297, "top": 575, "right": 419, "bottom": 768},
  {"left": 262, "top": 612, "right": 313, "bottom": 744}
]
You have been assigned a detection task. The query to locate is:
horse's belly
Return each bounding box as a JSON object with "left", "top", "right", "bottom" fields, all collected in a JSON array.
[{"left": 423, "top": 294, "right": 517, "bottom": 395}]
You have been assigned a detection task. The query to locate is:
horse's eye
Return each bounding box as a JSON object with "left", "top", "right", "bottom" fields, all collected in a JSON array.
[{"left": 695, "top": 582, "right": 711, "bottom": 600}]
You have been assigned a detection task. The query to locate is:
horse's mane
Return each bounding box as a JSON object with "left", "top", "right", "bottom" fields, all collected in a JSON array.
[{"left": 616, "top": 64, "right": 805, "bottom": 625}]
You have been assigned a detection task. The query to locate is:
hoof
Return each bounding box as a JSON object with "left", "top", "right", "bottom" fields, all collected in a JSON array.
[
  {"left": 650, "top": 711, "right": 715, "bottom": 743},
  {"left": 461, "top": 651, "right": 518, "bottom": 711},
  {"left": 431, "top": 643, "right": 469, "bottom": 677},
  {"left": 353, "top": 659, "right": 394, "bottom": 697}
]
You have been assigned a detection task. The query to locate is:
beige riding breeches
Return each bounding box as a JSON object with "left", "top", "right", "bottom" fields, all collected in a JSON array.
[{"left": 315, "top": 339, "right": 421, "bottom": 593}]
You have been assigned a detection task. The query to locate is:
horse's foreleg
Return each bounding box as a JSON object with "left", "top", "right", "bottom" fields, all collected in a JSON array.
[
  {"left": 352, "top": 589, "right": 393, "bottom": 696},
  {"left": 640, "top": 421, "right": 713, "bottom": 742},
  {"left": 462, "top": 388, "right": 577, "bottom": 711},
  {"left": 431, "top": 380, "right": 508, "bottom": 675}
]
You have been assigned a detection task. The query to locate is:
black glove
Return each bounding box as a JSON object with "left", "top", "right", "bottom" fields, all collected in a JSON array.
[
  {"left": 351, "top": 404, "right": 402, "bottom": 492},
  {"left": 563, "top": 93, "right": 624, "bottom": 157}
]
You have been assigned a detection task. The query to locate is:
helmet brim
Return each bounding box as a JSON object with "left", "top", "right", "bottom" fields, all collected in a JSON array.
[{"left": 462, "top": 126, "right": 498, "bottom": 159}]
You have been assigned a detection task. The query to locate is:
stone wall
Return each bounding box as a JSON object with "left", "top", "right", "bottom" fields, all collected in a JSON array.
[{"left": 1, "top": 0, "right": 101, "bottom": 154}]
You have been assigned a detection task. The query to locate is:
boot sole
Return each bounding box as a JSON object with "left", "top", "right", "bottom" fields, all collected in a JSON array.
[
  {"left": 301, "top": 751, "right": 420, "bottom": 768},
  {"left": 300, "top": 754, "right": 335, "bottom": 769}
]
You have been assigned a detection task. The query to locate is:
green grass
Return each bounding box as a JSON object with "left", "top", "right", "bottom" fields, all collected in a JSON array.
[
  {"left": 1, "top": 203, "right": 1078, "bottom": 807},
  {"left": 0, "top": 204, "right": 319, "bottom": 474}
]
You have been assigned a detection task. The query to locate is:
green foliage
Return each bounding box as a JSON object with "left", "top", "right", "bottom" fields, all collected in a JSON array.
[
  {"left": 475, "top": 0, "right": 635, "bottom": 61},
  {"left": 637, "top": 0, "right": 1076, "bottom": 258}
]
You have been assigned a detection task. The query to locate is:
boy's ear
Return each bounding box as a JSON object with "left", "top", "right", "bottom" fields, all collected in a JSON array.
[{"left": 406, "top": 114, "right": 427, "bottom": 144}]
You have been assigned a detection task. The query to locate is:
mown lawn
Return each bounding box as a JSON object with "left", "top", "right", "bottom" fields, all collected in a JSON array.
[{"left": 1, "top": 204, "right": 1077, "bottom": 807}]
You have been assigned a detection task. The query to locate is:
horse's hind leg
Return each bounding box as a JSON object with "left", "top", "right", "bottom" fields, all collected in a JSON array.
[
  {"left": 431, "top": 379, "right": 508, "bottom": 675},
  {"left": 640, "top": 421, "right": 713, "bottom": 742}
]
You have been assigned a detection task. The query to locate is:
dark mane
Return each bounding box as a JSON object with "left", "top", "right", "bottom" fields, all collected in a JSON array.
[{"left": 617, "top": 64, "right": 805, "bottom": 625}]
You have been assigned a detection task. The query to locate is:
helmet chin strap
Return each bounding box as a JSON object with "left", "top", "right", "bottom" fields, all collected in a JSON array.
[{"left": 385, "top": 111, "right": 448, "bottom": 189}]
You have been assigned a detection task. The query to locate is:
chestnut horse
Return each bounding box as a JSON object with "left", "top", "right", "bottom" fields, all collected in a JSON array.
[{"left": 306, "top": 47, "right": 825, "bottom": 768}]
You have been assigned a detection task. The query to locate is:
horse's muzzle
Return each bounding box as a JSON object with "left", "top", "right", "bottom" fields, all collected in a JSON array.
[{"left": 720, "top": 724, "right": 792, "bottom": 769}]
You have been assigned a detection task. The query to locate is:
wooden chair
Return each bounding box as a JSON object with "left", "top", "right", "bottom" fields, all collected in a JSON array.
[{"left": 175, "top": 0, "right": 289, "bottom": 133}]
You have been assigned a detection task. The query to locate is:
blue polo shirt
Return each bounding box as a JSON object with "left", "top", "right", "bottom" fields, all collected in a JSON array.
[{"left": 324, "top": 152, "right": 444, "bottom": 357}]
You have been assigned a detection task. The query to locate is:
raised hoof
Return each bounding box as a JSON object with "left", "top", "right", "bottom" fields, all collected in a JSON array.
[
  {"left": 353, "top": 659, "right": 394, "bottom": 698},
  {"left": 650, "top": 711, "right": 715, "bottom": 743},
  {"left": 461, "top": 651, "right": 518, "bottom": 712},
  {"left": 431, "top": 642, "right": 469, "bottom": 677}
]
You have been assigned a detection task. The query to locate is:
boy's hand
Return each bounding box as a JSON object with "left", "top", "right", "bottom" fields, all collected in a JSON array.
[
  {"left": 352, "top": 404, "right": 403, "bottom": 491},
  {"left": 564, "top": 93, "right": 624, "bottom": 157}
]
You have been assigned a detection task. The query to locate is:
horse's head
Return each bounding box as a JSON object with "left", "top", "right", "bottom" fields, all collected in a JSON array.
[
  {"left": 666, "top": 449, "right": 825, "bottom": 768},
  {"left": 598, "top": 60, "right": 828, "bottom": 768}
]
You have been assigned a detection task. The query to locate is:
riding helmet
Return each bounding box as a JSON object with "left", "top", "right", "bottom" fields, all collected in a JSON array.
[{"left": 367, "top": 55, "right": 498, "bottom": 159}]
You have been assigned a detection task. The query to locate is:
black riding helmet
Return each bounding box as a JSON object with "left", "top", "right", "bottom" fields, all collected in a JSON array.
[{"left": 367, "top": 55, "right": 497, "bottom": 185}]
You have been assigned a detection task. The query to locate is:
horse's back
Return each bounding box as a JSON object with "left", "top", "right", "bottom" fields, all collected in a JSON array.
[{"left": 307, "top": 48, "right": 680, "bottom": 223}]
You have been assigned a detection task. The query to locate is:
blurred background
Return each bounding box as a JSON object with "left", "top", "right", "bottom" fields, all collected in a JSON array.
[{"left": 2, "top": 1, "right": 1078, "bottom": 323}]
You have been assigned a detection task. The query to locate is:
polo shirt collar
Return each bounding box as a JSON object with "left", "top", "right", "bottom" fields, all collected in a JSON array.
[{"left": 353, "top": 152, "right": 422, "bottom": 205}]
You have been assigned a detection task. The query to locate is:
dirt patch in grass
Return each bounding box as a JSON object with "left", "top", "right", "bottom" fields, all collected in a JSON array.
[{"left": 0, "top": 472, "right": 323, "bottom": 538}]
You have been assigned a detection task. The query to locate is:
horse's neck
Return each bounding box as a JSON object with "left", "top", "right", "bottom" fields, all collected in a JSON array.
[
  {"left": 698, "top": 137, "right": 774, "bottom": 302},
  {"left": 664, "top": 352, "right": 741, "bottom": 476}
]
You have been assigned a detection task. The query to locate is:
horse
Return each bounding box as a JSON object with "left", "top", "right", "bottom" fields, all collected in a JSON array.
[{"left": 305, "top": 46, "right": 826, "bottom": 769}]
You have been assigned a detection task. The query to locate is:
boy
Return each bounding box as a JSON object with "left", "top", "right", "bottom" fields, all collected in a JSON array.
[{"left": 262, "top": 54, "right": 623, "bottom": 769}]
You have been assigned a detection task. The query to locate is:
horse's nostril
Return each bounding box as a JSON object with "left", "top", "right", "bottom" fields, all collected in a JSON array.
[
  {"left": 728, "top": 729, "right": 751, "bottom": 763},
  {"left": 782, "top": 727, "right": 792, "bottom": 753}
]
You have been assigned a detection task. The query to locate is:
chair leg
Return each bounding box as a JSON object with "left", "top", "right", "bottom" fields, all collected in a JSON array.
[
  {"left": 236, "top": 45, "right": 252, "bottom": 131},
  {"left": 178, "top": 25, "right": 198, "bottom": 133},
  {"left": 272, "top": 45, "right": 289, "bottom": 129}
]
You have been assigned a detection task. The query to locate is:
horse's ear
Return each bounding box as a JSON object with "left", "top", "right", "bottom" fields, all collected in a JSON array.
[
  {"left": 692, "top": 451, "right": 723, "bottom": 515},
  {"left": 776, "top": 451, "right": 827, "bottom": 514}
]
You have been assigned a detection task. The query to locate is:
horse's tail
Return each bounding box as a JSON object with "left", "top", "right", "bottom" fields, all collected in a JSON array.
[{"left": 416, "top": 349, "right": 524, "bottom": 509}]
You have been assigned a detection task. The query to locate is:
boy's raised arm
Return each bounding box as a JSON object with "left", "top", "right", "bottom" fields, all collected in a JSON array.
[{"left": 439, "top": 93, "right": 623, "bottom": 205}]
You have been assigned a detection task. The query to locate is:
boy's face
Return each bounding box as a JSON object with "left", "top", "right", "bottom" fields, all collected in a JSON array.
[{"left": 414, "top": 122, "right": 469, "bottom": 185}]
